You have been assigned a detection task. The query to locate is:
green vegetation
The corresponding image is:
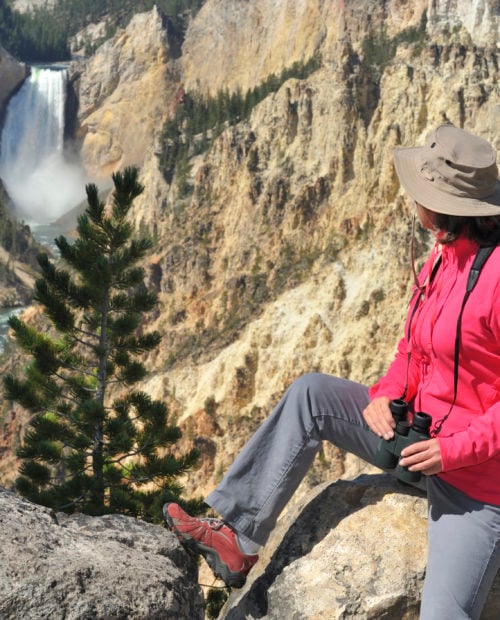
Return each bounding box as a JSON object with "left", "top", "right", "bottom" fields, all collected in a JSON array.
[
  {"left": 0, "top": 189, "right": 40, "bottom": 280},
  {"left": 206, "top": 588, "right": 229, "bottom": 619},
  {"left": 4, "top": 168, "right": 199, "bottom": 521},
  {"left": 160, "top": 54, "right": 322, "bottom": 184},
  {"left": 0, "top": 0, "right": 69, "bottom": 61},
  {"left": 0, "top": 210, "right": 36, "bottom": 264},
  {"left": 0, "top": 0, "right": 205, "bottom": 62},
  {"left": 361, "top": 11, "right": 428, "bottom": 82}
]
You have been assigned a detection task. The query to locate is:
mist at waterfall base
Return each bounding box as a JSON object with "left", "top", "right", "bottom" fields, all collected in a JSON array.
[{"left": 0, "top": 66, "right": 87, "bottom": 227}]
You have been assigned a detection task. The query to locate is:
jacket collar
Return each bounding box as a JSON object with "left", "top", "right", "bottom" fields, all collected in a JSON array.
[{"left": 439, "top": 236, "right": 479, "bottom": 269}]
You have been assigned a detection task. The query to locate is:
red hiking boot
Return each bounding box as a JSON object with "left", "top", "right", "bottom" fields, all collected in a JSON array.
[{"left": 163, "top": 503, "right": 258, "bottom": 588}]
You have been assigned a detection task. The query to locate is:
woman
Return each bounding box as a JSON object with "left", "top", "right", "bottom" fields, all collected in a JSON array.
[{"left": 164, "top": 124, "right": 500, "bottom": 619}]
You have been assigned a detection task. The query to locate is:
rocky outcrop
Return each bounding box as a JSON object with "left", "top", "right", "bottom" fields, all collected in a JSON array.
[
  {"left": 0, "top": 46, "right": 27, "bottom": 118},
  {"left": 11, "top": 0, "right": 55, "bottom": 12},
  {"left": 3, "top": 477, "right": 499, "bottom": 620},
  {"left": 221, "top": 475, "right": 500, "bottom": 619},
  {"left": 69, "top": 6, "right": 181, "bottom": 180},
  {"left": 428, "top": 0, "right": 500, "bottom": 45},
  {"left": 0, "top": 486, "right": 204, "bottom": 619}
]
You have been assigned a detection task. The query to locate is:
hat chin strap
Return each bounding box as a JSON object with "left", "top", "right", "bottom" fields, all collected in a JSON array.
[
  {"left": 410, "top": 204, "right": 434, "bottom": 296},
  {"left": 410, "top": 207, "right": 421, "bottom": 294}
]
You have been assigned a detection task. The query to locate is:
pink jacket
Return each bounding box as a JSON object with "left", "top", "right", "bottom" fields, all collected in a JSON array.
[{"left": 370, "top": 236, "right": 500, "bottom": 505}]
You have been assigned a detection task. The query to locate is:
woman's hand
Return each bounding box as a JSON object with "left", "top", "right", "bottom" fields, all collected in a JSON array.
[
  {"left": 363, "top": 396, "right": 395, "bottom": 440},
  {"left": 399, "top": 439, "right": 442, "bottom": 475}
]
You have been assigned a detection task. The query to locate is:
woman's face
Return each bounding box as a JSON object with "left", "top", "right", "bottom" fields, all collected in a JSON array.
[{"left": 415, "top": 202, "right": 436, "bottom": 231}]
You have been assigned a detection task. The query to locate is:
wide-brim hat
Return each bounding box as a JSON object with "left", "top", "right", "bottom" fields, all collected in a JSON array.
[{"left": 393, "top": 124, "right": 500, "bottom": 216}]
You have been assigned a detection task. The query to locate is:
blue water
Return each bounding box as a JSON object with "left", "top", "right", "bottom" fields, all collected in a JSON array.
[{"left": 0, "top": 306, "right": 25, "bottom": 354}]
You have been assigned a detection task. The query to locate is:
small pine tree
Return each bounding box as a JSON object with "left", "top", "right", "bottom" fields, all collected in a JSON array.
[{"left": 4, "top": 167, "right": 199, "bottom": 521}]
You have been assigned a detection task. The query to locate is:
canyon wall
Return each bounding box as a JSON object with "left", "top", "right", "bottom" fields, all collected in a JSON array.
[
  {"left": 1, "top": 0, "right": 500, "bottom": 546},
  {"left": 428, "top": 0, "right": 500, "bottom": 45},
  {"left": 0, "top": 2, "right": 499, "bottom": 615},
  {"left": 0, "top": 45, "right": 27, "bottom": 117},
  {"left": 181, "top": 0, "right": 429, "bottom": 94}
]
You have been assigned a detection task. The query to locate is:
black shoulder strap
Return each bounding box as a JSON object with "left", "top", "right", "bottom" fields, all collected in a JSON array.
[{"left": 467, "top": 244, "right": 497, "bottom": 292}]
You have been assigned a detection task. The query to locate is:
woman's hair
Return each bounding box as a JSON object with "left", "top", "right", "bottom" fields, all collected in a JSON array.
[{"left": 433, "top": 212, "right": 500, "bottom": 245}]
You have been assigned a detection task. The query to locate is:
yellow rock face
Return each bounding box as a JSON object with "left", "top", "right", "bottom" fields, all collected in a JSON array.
[
  {"left": 181, "top": 0, "right": 429, "bottom": 95},
  {"left": 72, "top": 7, "right": 179, "bottom": 180}
]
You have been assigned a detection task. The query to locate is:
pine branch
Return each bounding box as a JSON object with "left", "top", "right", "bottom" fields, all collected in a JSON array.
[{"left": 67, "top": 331, "right": 99, "bottom": 350}]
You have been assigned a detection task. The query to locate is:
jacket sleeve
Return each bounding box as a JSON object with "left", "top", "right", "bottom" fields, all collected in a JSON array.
[{"left": 438, "top": 270, "right": 500, "bottom": 471}]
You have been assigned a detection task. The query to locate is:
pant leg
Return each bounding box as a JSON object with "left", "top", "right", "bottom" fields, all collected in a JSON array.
[
  {"left": 206, "top": 372, "right": 379, "bottom": 545},
  {"left": 420, "top": 476, "right": 500, "bottom": 620}
]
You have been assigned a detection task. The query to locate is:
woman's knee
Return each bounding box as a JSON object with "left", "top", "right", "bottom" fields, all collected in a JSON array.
[
  {"left": 289, "top": 372, "right": 328, "bottom": 390},
  {"left": 287, "top": 373, "right": 367, "bottom": 413},
  {"left": 286, "top": 373, "right": 336, "bottom": 411}
]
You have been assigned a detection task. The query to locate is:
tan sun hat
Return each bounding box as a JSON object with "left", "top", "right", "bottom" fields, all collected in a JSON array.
[{"left": 393, "top": 124, "right": 500, "bottom": 216}]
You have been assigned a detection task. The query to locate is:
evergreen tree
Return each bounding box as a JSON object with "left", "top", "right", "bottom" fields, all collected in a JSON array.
[{"left": 4, "top": 167, "right": 199, "bottom": 521}]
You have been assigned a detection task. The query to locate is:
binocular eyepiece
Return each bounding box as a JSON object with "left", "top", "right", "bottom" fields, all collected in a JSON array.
[{"left": 374, "top": 399, "right": 432, "bottom": 483}]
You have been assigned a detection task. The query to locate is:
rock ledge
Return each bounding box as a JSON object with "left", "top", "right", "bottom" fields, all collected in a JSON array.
[{"left": 0, "top": 487, "right": 204, "bottom": 619}]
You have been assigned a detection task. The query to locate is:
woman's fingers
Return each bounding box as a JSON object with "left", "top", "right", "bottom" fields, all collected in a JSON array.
[{"left": 363, "top": 397, "right": 395, "bottom": 439}]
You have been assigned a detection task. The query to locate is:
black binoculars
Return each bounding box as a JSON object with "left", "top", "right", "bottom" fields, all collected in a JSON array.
[{"left": 374, "top": 399, "right": 432, "bottom": 483}]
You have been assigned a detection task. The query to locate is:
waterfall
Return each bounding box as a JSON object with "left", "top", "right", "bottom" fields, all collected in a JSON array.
[{"left": 0, "top": 65, "right": 86, "bottom": 225}]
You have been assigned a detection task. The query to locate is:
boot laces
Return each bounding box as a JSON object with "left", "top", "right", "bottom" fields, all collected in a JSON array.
[{"left": 200, "top": 517, "right": 226, "bottom": 531}]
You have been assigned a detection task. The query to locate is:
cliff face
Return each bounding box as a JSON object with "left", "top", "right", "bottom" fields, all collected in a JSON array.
[
  {"left": 181, "top": 0, "right": 428, "bottom": 95},
  {"left": 0, "top": 46, "right": 27, "bottom": 117},
  {"left": 181, "top": 0, "right": 498, "bottom": 96},
  {"left": 69, "top": 6, "right": 181, "bottom": 180},
  {"left": 428, "top": 0, "right": 500, "bottom": 44}
]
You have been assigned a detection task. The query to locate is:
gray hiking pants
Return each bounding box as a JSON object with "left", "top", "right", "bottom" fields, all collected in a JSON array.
[{"left": 206, "top": 373, "right": 500, "bottom": 619}]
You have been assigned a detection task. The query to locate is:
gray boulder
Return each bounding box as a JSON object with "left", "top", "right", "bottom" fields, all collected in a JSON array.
[
  {"left": 221, "top": 475, "right": 500, "bottom": 619},
  {"left": 0, "top": 487, "right": 204, "bottom": 619}
]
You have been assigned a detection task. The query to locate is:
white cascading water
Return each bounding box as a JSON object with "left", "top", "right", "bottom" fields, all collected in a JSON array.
[{"left": 0, "top": 66, "right": 86, "bottom": 225}]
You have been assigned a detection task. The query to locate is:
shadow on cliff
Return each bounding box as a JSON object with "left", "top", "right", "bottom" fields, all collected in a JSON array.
[{"left": 222, "top": 473, "right": 426, "bottom": 619}]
